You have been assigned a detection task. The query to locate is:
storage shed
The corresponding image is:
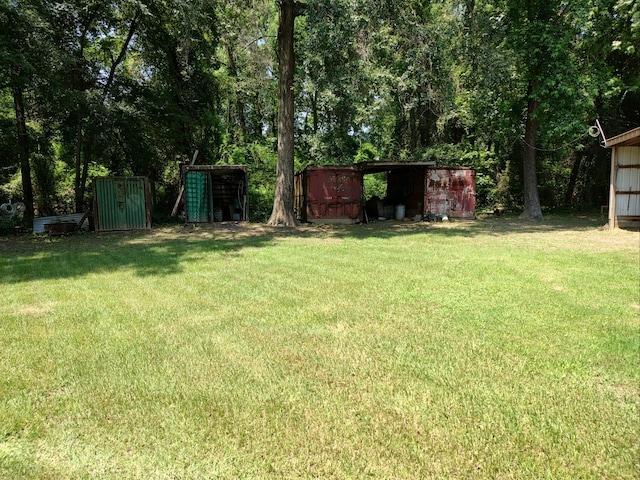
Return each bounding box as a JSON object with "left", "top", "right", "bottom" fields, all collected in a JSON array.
[
  {"left": 294, "top": 165, "right": 363, "bottom": 224},
  {"left": 294, "top": 162, "right": 476, "bottom": 223},
  {"left": 604, "top": 127, "right": 640, "bottom": 229},
  {"left": 93, "top": 176, "right": 152, "bottom": 231},
  {"left": 182, "top": 165, "right": 248, "bottom": 222},
  {"left": 360, "top": 161, "right": 436, "bottom": 220}
]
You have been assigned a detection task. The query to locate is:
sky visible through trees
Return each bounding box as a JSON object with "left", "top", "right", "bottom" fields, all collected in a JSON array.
[{"left": 0, "top": 0, "right": 638, "bottom": 222}]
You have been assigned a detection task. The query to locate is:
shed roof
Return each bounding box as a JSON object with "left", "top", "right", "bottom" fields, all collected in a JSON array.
[
  {"left": 296, "top": 161, "right": 437, "bottom": 176},
  {"left": 183, "top": 164, "right": 247, "bottom": 175},
  {"left": 358, "top": 161, "right": 436, "bottom": 174},
  {"left": 604, "top": 127, "right": 640, "bottom": 148}
]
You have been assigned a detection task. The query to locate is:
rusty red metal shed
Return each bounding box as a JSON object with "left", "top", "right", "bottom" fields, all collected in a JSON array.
[
  {"left": 294, "top": 165, "right": 363, "bottom": 224},
  {"left": 294, "top": 162, "right": 476, "bottom": 223}
]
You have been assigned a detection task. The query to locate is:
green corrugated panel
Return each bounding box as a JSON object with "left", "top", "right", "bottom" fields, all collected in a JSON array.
[
  {"left": 95, "top": 177, "right": 150, "bottom": 231},
  {"left": 185, "top": 171, "right": 209, "bottom": 222}
]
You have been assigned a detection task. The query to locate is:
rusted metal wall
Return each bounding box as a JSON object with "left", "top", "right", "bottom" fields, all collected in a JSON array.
[
  {"left": 425, "top": 168, "right": 475, "bottom": 218},
  {"left": 94, "top": 177, "right": 152, "bottom": 231},
  {"left": 296, "top": 167, "right": 363, "bottom": 223},
  {"left": 296, "top": 164, "right": 476, "bottom": 222}
]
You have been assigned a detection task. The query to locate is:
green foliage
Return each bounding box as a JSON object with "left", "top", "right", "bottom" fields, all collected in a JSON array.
[
  {"left": 0, "top": 170, "right": 22, "bottom": 204},
  {"left": 246, "top": 142, "right": 278, "bottom": 222},
  {"left": 363, "top": 172, "right": 387, "bottom": 200},
  {"left": 0, "top": 0, "right": 638, "bottom": 219},
  {"left": 354, "top": 142, "right": 378, "bottom": 163}
]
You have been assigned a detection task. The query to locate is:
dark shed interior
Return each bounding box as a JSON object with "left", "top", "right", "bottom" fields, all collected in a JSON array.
[
  {"left": 360, "top": 162, "right": 436, "bottom": 220},
  {"left": 182, "top": 165, "right": 248, "bottom": 222}
]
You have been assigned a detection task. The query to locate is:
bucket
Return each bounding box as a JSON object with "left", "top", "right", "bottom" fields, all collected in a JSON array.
[
  {"left": 213, "top": 208, "right": 223, "bottom": 222},
  {"left": 395, "top": 205, "right": 405, "bottom": 220}
]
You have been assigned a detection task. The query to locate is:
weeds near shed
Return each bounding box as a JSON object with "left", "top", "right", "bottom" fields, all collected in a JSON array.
[{"left": 0, "top": 215, "right": 638, "bottom": 478}]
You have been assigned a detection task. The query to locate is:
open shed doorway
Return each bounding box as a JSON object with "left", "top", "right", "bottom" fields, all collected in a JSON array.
[
  {"left": 360, "top": 162, "right": 436, "bottom": 221},
  {"left": 363, "top": 171, "right": 388, "bottom": 218},
  {"left": 182, "top": 165, "right": 248, "bottom": 223}
]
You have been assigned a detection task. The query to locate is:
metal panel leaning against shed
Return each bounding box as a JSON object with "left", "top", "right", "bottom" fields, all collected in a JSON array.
[
  {"left": 182, "top": 165, "right": 248, "bottom": 223},
  {"left": 93, "top": 177, "right": 152, "bottom": 231},
  {"left": 33, "top": 213, "right": 89, "bottom": 234}
]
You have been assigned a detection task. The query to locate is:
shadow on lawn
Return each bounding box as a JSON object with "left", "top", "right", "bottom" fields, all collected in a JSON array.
[
  {"left": 1, "top": 226, "right": 275, "bottom": 284},
  {"left": 316, "top": 212, "right": 607, "bottom": 240},
  {"left": 0, "top": 213, "right": 607, "bottom": 284}
]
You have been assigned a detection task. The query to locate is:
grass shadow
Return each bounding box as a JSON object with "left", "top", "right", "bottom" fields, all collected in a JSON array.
[
  {"left": 0, "top": 213, "right": 611, "bottom": 285},
  {"left": 0, "top": 225, "right": 278, "bottom": 284}
]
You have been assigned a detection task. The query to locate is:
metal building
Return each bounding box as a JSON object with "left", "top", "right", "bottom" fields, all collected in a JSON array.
[
  {"left": 93, "top": 177, "right": 153, "bottom": 231},
  {"left": 425, "top": 168, "right": 476, "bottom": 219},
  {"left": 604, "top": 127, "right": 640, "bottom": 229},
  {"left": 294, "top": 166, "right": 363, "bottom": 224},
  {"left": 294, "top": 162, "right": 475, "bottom": 224},
  {"left": 182, "top": 165, "right": 248, "bottom": 223}
]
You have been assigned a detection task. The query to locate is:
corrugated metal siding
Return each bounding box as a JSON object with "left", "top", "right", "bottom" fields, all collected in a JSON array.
[
  {"left": 305, "top": 168, "right": 362, "bottom": 223},
  {"left": 33, "top": 213, "right": 88, "bottom": 233},
  {"left": 425, "top": 168, "right": 475, "bottom": 218},
  {"left": 294, "top": 173, "right": 305, "bottom": 221},
  {"left": 615, "top": 147, "right": 640, "bottom": 217},
  {"left": 94, "top": 177, "right": 151, "bottom": 231}
]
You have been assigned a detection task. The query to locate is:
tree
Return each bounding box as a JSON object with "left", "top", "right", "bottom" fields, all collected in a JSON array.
[
  {"left": 268, "top": 0, "right": 305, "bottom": 226},
  {"left": 0, "top": 1, "right": 51, "bottom": 220},
  {"left": 504, "top": 0, "right": 592, "bottom": 219}
]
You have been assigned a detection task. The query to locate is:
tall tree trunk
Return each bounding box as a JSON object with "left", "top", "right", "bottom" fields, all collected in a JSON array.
[
  {"left": 268, "top": 0, "right": 304, "bottom": 226},
  {"left": 520, "top": 95, "right": 543, "bottom": 219},
  {"left": 564, "top": 150, "right": 583, "bottom": 207},
  {"left": 74, "top": 110, "right": 84, "bottom": 212},
  {"left": 12, "top": 85, "right": 34, "bottom": 220},
  {"left": 102, "top": 10, "right": 139, "bottom": 104},
  {"left": 79, "top": 133, "right": 94, "bottom": 210},
  {"left": 226, "top": 42, "right": 247, "bottom": 143},
  {"left": 312, "top": 90, "right": 318, "bottom": 135}
]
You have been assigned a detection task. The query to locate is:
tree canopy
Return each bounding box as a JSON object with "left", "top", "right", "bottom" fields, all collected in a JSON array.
[{"left": 1, "top": 0, "right": 638, "bottom": 224}]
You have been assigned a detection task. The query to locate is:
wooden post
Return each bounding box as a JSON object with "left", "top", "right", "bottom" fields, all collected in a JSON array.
[
  {"left": 171, "top": 150, "right": 199, "bottom": 217},
  {"left": 608, "top": 147, "right": 617, "bottom": 229}
]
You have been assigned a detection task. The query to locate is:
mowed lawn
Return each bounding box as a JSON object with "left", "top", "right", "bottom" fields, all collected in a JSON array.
[{"left": 0, "top": 215, "right": 638, "bottom": 479}]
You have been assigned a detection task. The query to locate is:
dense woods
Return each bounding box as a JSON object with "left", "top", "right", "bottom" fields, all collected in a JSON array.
[{"left": 1, "top": 0, "right": 638, "bottom": 225}]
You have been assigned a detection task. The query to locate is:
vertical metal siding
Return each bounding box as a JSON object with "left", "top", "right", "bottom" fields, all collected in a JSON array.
[
  {"left": 425, "top": 168, "right": 476, "bottom": 218},
  {"left": 95, "top": 177, "right": 151, "bottom": 231},
  {"left": 306, "top": 168, "right": 362, "bottom": 222},
  {"left": 615, "top": 147, "right": 640, "bottom": 217}
]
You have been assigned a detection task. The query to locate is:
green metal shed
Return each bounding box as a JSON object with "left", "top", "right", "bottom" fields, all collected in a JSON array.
[{"left": 93, "top": 177, "right": 153, "bottom": 231}]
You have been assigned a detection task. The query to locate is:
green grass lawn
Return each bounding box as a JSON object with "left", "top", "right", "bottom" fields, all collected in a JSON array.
[{"left": 1, "top": 215, "right": 638, "bottom": 479}]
